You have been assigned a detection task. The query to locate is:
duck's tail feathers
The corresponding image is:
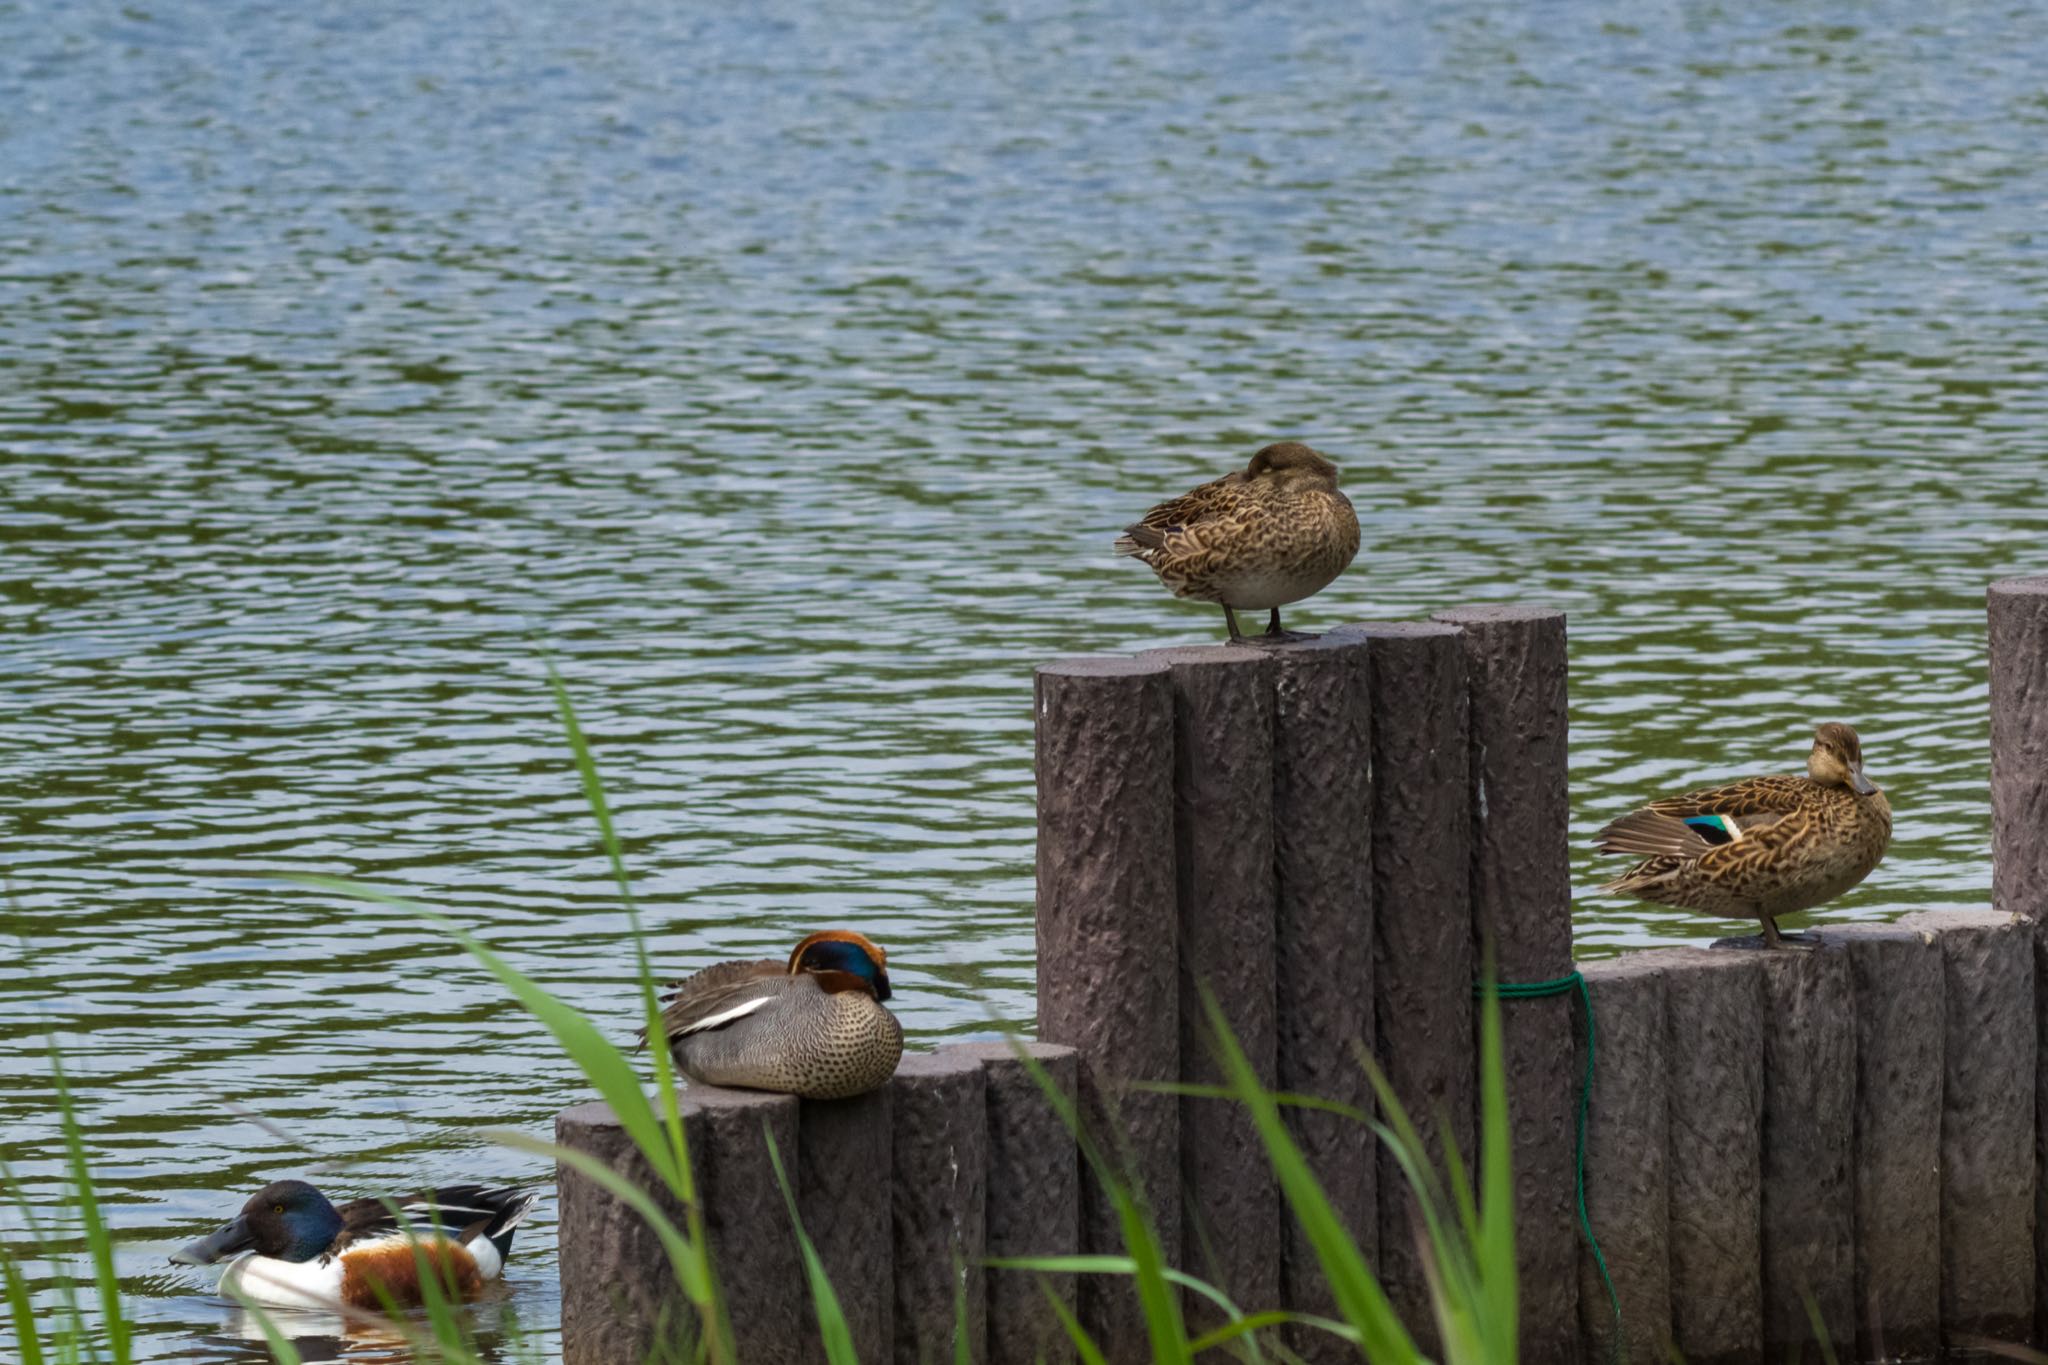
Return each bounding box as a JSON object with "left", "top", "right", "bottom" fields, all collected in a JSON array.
[
  {"left": 1114, "top": 523, "right": 1166, "bottom": 556},
  {"left": 1593, "top": 810, "right": 1713, "bottom": 860},
  {"left": 420, "top": 1185, "right": 538, "bottom": 1260}
]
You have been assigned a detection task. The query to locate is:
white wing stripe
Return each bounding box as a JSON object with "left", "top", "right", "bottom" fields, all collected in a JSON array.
[{"left": 679, "top": 994, "right": 773, "bottom": 1036}]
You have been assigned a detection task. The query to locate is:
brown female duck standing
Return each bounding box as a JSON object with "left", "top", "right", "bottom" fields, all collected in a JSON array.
[
  {"left": 648, "top": 930, "right": 903, "bottom": 1100},
  {"left": 1592, "top": 722, "right": 1892, "bottom": 948},
  {"left": 1115, "top": 441, "right": 1361, "bottom": 641}
]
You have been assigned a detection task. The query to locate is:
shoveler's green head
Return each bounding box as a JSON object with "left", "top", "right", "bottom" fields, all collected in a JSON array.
[
  {"left": 170, "top": 1180, "right": 342, "bottom": 1267},
  {"left": 787, "top": 929, "right": 893, "bottom": 1003},
  {"left": 1809, "top": 722, "right": 1877, "bottom": 796},
  {"left": 1245, "top": 441, "right": 1341, "bottom": 492}
]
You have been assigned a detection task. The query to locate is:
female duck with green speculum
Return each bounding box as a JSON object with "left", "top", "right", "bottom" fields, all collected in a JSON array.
[
  {"left": 644, "top": 930, "right": 904, "bottom": 1099},
  {"left": 1592, "top": 723, "right": 1892, "bottom": 949}
]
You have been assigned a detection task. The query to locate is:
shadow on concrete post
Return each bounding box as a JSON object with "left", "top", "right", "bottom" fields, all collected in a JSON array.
[
  {"left": 1336, "top": 620, "right": 1472, "bottom": 1341},
  {"left": 1577, "top": 955, "right": 1672, "bottom": 1365},
  {"left": 1666, "top": 947, "right": 1765, "bottom": 1365},
  {"left": 1266, "top": 633, "right": 1374, "bottom": 1362},
  {"left": 1032, "top": 656, "right": 1178, "bottom": 1357},
  {"left": 1757, "top": 948, "right": 1855, "bottom": 1360},
  {"left": 1140, "top": 643, "right": 1280, "bottom": 1326},
  {"left": 1432, "top": 603, "right": 1578, "bottom": 1364},
  {"left": 954, "top": 1041, "right": 1080, "bottom": 1365},
  {"left": 1810, "top": 923, "right": 1941, "bottom": 1361},
  {"left": 889, "top": 1048, "right": 987, "bottom": 1365},
  {"left": 555, "top": 1089, "right": 805, "bottom": 1365},
  {"left": 1899, "top": 909, "right": 2038, "bottom": 1346}
]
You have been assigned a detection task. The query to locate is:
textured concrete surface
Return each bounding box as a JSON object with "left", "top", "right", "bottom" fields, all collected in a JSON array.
[
  {"left": 557, "top": 1089, "right": 805, "bottom": 1365},
  {"left": 1987, "top": 578, "right": 2048, "bottom": 1348},
  {"left": 799, "top": 1086, "right": 894, "bottom": 1359},
  {"left": 1665, "top": 948, "right": 1765, "bottom": 1365},
  {"left": 1266, "top": 633, "right": 1374, "bottom": 1361},
  {"left": 1032, "top": 655, "right": 1179, "bottom": 1357},
  {"left": 1900, "top": 909, "right": 2038, "bottom": 1344},
  {"left": 889, "top": 1048, "right": 988, "bottom": 1365},
  {"left": 954, "top": 1041, "right": 1080, "bottom": 1365},
  {"left": 1990, "top": 577, "right": 2048, "bottom": 920},
  {"left": 1434, "top": 603, "right": 1578, "bottom": 1364},
  {"left": 1338, "top": 619, "right": 1472, "bottom": 1339},
  {"left": 1577, "top": 954, "right": 1671, "bottom": 1365},
  {"left": 1810, "top": 922, "right": 1942, "bottom": 1361},
  {"left": 1140, "top": 643, "right": 1280, "bottom": 1323},
  {"left": 1758, "top": 947, "right": 1856, "bottom": 1360}
]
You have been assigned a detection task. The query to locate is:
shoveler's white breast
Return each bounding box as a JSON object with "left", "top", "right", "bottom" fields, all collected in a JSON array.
[{"left": 219, "top": 1251, "right": 346, "bottom": 1309}]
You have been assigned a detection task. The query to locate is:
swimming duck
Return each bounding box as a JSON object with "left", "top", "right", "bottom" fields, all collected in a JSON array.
[
  {"left": 170, "top": 1180, "right": 536, "bottom": 1309},
  {"left": 649, "top": 929, "right": 903, "bottom": 1100},
  {"left": 1592, "top": 722, "right": 1892, "bottom": 949},
  {"left": 1115, "top": 441, "right": 1361, "bottom": 642}
]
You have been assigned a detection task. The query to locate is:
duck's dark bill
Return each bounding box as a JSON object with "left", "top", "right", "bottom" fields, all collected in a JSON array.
[
  {"left": 1851, "top": 767, "right": 1877, "bottom": 795},
  {"left": 170, "top": 1215, "right": 253, "bottom": 1266}
]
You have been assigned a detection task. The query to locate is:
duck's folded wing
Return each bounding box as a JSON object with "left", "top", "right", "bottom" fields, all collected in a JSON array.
[
  {"left": 1644, "top": 774, "right": 1810, "bottom": 821},
  {"left": 1114, "top": 474, "right": 1248, "bottom": 555},
  {"left": 645, "top": 959, "right": 787, "bottom": 1045}
]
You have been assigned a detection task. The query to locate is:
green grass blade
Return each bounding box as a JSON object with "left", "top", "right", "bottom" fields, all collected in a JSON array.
[
  {"left": 47, "top": 1047, "right": 129, "bottom": 1364},
  {"left": 764, "top": 1130, "right": 858, "bottom": 1365},
  {"left": 1187, "top": 1310, "right": 1363, "bottom": 1354},
  {"left": 1475, "top": 968, "right": 1519, "bottom": 1364},
  {"left": 288, "top": 877, "right": 687, "bottom": 1197},
  {"left": 1199, "top": 989, "right": 1418, "bottom": 1362},
  {"left": 1042, "top": 1282, "right": 1111, "bottom": 1365},
  {"left": 2, "top": 1245, "right": 47, "bottom": 1365}
]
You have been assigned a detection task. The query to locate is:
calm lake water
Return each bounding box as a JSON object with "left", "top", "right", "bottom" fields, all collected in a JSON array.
[{"left": 5, "top": 0, "right": 2047, "bottom": 1357}]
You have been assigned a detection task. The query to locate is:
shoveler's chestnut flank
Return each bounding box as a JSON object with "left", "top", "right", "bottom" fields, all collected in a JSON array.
[
  {"left": 1592, "top": 722, "right": 1893, "bottom": 948},
  {"left": 170, "top": 1180, "right": 536, "bottom": 1309},
  {"left": 648, "top": 929, "right": 904, "bottom": 1099},
  {"left": 1115, "top": 441, "right": 1361, "bottom": 642}
]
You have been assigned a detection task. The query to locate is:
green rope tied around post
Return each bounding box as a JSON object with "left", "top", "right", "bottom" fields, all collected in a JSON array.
[{"left": 1480, "top": 970, "right": 1622, "bottom": 1360}]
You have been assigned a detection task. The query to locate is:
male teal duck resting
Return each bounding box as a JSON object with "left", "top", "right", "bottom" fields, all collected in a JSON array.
[
  {"left": 170, "top": 1180, "right": 536, "bottom": 1309},
  {"left": 1115, "top": 441, "right": 1361, "bottom": 642},
  {"left": 649, "top": 929, "right": 903, "bottom": 1099},
  {"left": 1592, "top": 722, "right": 1892, "bottom": 949}
]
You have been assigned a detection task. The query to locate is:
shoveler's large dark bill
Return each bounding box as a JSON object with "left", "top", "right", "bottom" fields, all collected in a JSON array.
[{"left": 170, "top": 1215, "right": 253, "bottom": 1266}]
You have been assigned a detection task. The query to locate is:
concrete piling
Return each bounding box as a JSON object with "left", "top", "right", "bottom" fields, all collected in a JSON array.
[
  {"left": 1987, "top": 576, "right": 2048, "bottom": 1347},
  {"left": 1665, "top": 948, "right": 1765, "bottom": 1365},
  {"left": 1758, "top": 948, "right": 1856, "bottom": 1359},
  {"left": 555, "top": 1090, "right": 806, "bottom": 1365},
  {"left": 1032, "top": 656, "right": 1180, "bottom": 1356},
  {"left": 1811, "top": 923, "right": 1943, "bottom": 1361},
  {"left": 1902, "top": 909, "right": 2038, "bottom": 1344},
  {"left": 1577, "top": 954, "right": 1671, "bottom": 1365},
  {"left": 1340, "top": 620, "right": 1473, "bottom": 1335},
  {"left": 800, "top": 1089, "right": 895, "bottom": 1358},
  {"left": 1141, "top": 645, "right": 1281, "bottom": 1321},
  {"left": 1990, "top": 576, "right": 2048, "bottom": 919},
  {"left": 1433, "top": 603, "right": 1578, "bottom": 1363},
  {"left": 1267, "top": 634, "right": 1375, "bottom": 1355},
  {"left": 889, "top": 1049, "right": 988, "bottom": 1365},
  {"left": 954, "top": 1041, "right": 1081, "bottom": 1365}
]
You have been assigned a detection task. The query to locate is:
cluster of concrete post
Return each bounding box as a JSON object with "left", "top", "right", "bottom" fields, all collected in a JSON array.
[{"left": 550, "top": 576, "right": 2048, "bottom": 1363}]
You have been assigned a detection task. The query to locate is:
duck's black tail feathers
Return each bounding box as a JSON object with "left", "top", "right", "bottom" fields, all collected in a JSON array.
[{"left": 419, "top": 1185, "right": 539, "bottom": 1260}]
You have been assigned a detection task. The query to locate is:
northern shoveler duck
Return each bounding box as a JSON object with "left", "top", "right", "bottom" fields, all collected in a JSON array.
[
  {"left": 646, "top": 929, "right": 904, "bottom": 1099},
  {"left": 170, "top": 1180, "right": 536, "bottom": 1309},
  {"left": 1115, "top": 441, "right": 1361, "bottom": 642},
  {"left": 1592, "top": 722, "right": 1892, "bottom": 949}
]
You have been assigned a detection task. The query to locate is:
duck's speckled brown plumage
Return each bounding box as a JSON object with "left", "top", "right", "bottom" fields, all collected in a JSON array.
[
  {"left": 651, "top": 930, "right": 903, "bottom": 1100},
  {"left": 1593, "top": 722, "right": 1892, "bottom": 948},
  {"left": 1115, "top": 441, "right": 1361, "bottom": 640}
]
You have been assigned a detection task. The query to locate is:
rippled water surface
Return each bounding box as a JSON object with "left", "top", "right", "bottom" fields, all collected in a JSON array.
[{"left": 6, "top": 0, "right": 2048, "bottom": 1356}]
